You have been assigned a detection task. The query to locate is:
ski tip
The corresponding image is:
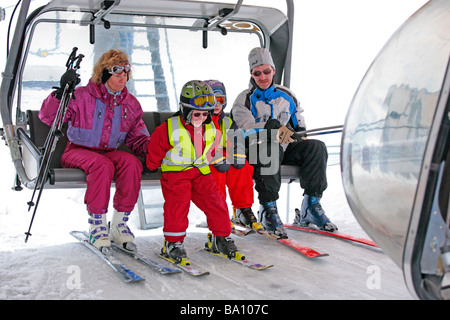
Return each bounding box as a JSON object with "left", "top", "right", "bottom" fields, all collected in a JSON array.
[{"left": 121, "top": 266, "right": 146, "bottom": 282}]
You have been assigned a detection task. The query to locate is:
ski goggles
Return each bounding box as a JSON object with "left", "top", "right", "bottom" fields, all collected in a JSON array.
[
  {"left": 214, "top": 94, "right": 227, "bottom": 105},
  {"left": 189, "top": 94, "right": 217, "bottom": 108},
  {"left": 252, "top": 68, "right": 272, "bottom": 77},
  {"left": 108, "top": 64, "right": 131, "bottom": 75}
]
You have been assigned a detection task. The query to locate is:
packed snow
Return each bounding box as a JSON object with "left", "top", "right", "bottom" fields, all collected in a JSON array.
[{"left": 0, "top": 146, "right": 413, "bottom": 300}]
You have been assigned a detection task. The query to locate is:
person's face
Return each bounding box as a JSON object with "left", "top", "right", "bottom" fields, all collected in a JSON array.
[
  {"left": 191, "top": 111, "right": 209, "bottom": 128},
  {"left": 105, "top": 69, "right": 128, "bottom": 93},
  {"left": 213, "top": 93, "right": 226, "bottom": 115},
  {"left": 251, "top": 64, "right": 275, "bottom": 90},
  {"left": 213, "top": 103, "right": 223, "bottom": 115}
]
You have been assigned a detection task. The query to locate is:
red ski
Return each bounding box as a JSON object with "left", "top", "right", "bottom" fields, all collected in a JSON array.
[
  {"left": 233, "top": 224, "right": 328, "bottom": 259},
  {"left": 284, "top": 223, "right": 378, "bottom": 248},
  {"left": 277, "top": 238, "right": 328, "bottom": 258}
]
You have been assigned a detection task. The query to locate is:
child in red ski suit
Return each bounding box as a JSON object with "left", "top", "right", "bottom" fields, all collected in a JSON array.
[
  {"left": 39, "top": 49, "right": 150, "bottom": 250},
  {"left": 204, "top": 80, "right": 260, "bottom": 230},
  {"left": 146, "top": 80, "right": 239, "bottom": 263}
]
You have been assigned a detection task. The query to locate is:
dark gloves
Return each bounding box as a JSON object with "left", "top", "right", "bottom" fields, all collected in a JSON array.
[
  {"left": 142, "top": 161, "right": 158, "bottom": 175},
  {"left": 291, "top": 126, "right": 308, "bottom": 141},
  {"left": 210, "top": 148, "right": 231, "bottom": 173},
  {"left": 264, "top": 118, "right": 282, "bottom": 131},
  {"left": 213, "top": 162, "right": 231, "bottom": 173},
  {"left": 54, "top": 69, "right": 81, "bottom": 99}
]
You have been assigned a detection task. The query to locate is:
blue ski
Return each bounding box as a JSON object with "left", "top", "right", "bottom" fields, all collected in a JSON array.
[{"left": 70, "top": 231, "right": 145, "bottom": 283}]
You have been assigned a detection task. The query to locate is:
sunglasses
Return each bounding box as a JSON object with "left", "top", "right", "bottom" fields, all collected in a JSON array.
[
  {"left": 192, "top": 112, "right": 210, "bottom": 118},
  {"left": 252, "top": 68, "right": 272, "bottom": 77},
  {"left": 189, "top": 94, "right": 217, "bottom": 108},
  {"left": 108, "top": 64, "right": 131, "bottom": 75},
  {"left": 215, "top": 95, "right": 226, "bottom": 105}
]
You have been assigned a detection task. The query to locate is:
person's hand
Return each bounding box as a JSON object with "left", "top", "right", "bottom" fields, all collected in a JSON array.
[
  {"left": 142, "top": 161, "right": 158, "bottom": 175},
  {"left": 276, "top": 125, "right": 295, "bottom": 144},
  {"left": 263, "top": 119, "right": 295, "bottom": 144},
  {"left": 55, "top": 69, "right": 80, "bottom": 99},
  {"left": 291, "top": 126, "right": 308, "bottom": 141}
]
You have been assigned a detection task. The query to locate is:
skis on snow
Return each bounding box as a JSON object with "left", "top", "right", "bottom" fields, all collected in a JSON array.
[
  {"left": 110, "top": 242, "right": 181, "bottom": 275},
  {"left": 71, "top": 231, "right": 181, "bottom": 282},
  {"left": 70, "top": 231, "right": 145, "bottom": 283},
  {"left": 284, "top": 224, "right": 378, "bottom": 248},
  {"left": 231, "top": 227, "right": 255, "bottom": 237},
  {"left": 233, "top": 224, "right": 328, "bottom": 258},
  {"left": 198, "top": 247, "right": 273, "bottom": 270},
  {"left": 198, "top": 233, "right": 273, "bottom": 270},
  {"left": 284, "top": 209, "right": 379, "bottom": 248},
  {"left": 157, "top": 252, "right": 210, "bottom": 277}
]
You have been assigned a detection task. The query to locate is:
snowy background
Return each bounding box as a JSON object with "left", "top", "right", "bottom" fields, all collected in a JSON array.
[{"left": 0, "top": 0, "right": 429, "bottom": 301}]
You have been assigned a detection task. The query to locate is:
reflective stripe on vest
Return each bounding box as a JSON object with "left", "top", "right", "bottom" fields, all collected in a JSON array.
[
  {"left": 161, "top": 116, "right": 216, "bottom": 175},
  {"left": 219, "top": 117, "right": 233, "bottom": 148}
]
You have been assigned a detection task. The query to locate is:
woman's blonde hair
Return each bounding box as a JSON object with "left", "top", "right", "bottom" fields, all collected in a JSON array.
[{"left": 92, "top": 49, "right": 131, "bottom": 84}]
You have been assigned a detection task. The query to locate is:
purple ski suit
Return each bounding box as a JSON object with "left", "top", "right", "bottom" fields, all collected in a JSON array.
[{"left": 39, "top": 79, "right": 150, "bottom": 214}]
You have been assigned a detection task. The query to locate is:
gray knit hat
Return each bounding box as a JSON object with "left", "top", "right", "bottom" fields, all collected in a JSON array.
[{"left": 248, "top": 47, "right": 275, "bottom": 72}]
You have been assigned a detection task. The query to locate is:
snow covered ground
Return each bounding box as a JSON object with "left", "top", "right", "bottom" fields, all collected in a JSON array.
[{"left": 0, "top": 146, "right": 413, "bottom": 301}]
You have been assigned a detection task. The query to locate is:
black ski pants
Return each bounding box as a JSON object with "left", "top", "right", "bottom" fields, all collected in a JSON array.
[{"left": 250, "top": 138, "right": 328, "bottom": 203}]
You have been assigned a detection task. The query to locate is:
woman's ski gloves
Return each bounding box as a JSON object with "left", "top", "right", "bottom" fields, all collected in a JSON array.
[{"left": 54, "top": 69, "right": 81, "bottom": 99}]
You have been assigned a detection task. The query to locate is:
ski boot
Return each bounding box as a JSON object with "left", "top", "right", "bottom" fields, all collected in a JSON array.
[
  {"left": 258, "top": 201, "right": 288, "bottom": 239},
  {"left": 161, "top": 240, "right": 190, "bottom": 266},
  {"left": 295, "top": 195, "right": 338, "bottom": 232},
  {"left": 233, "top": 207, "right": 263, "bottom": 230},
  {"left": 88, "top": 212, "right": 111, "bottom": 250},
  {"left": 206, "top": 233, "right": 245, "bottom": 260},
  {"left": 109, "top": 210, "right": 136, "bottom": 251}
]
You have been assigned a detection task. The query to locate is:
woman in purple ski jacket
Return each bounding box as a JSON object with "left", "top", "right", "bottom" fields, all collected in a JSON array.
[{"left": 39, "top": 49, "right": 150, "bottom": 250}]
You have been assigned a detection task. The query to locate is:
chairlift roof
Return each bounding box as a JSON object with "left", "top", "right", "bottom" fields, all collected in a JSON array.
[
  {"left": 40, "top": 0, "right": 288, "bottom": 36},
  {"left": 29, "top": 0, "right": 293, "bottom": 87}
]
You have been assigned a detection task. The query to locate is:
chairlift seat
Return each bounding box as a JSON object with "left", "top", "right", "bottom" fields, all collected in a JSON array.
[{"left": 25, "top": 110, "right": 300, "bottom": 188}]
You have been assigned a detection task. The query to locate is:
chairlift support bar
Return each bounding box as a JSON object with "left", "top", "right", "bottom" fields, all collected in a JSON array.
[
  {"left": 207, "top": 0, "right": 243, "bottom": 31},
  {"left": 91, "top": 0, "right": 120, "bottom": 25}
]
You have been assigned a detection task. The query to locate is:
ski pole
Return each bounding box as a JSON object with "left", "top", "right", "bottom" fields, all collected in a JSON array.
[
  {"left": 25, "top": 85, "right": 72, "bottom": 242},
  {"left": 291, "top": 125, "right": 343, "bottom": 140},
  {"left": 26, "top": 47, "right": 80, "bottom": 212},
  {"left": 248, "top": 124, "right": 344, "bottom": 146},
  {"left": 297, "top": 125, "right": 343, "bottom": 135},
  {"left": 25, "top": 48, "right": 83, "bottom": 242}
]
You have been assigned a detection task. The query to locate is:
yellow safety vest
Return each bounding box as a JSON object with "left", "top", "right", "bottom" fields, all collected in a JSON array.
[
  {"left": 218, "top": 117, "right": 233, "bottom": 148},
  {"left": 161, "top": 116, "right": 217, "bottom": 175}
]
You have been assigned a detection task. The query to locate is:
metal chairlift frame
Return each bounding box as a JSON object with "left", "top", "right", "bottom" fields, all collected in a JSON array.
[
  {"left": 0, "top": 0, "right": 295, "bottom": 190},
  {"left": 0, "top": 0, "right": 296, "bottom": 230}
]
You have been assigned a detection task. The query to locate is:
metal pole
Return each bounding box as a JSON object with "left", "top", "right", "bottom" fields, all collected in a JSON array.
[
  {"left": 0, "top": 0, "right": 34, "bottom": 187},
  {"left": 283, "top": 0, "right": 294, "bottom": 88}
]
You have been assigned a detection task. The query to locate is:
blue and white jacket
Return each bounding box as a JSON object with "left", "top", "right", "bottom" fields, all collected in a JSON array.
[{"left": 231, "top": 78, "right": 305, "bottom": 145}]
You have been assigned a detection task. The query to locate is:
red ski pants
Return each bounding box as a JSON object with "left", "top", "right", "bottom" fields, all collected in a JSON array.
[
  {"left": 160, "top": 168, "right": 232, "bottom": 243},
  {"left": 210, "top": 161, "right": 254, "bottom": 209},
  {"left": 61, "top": 143, "right": 143, "bottom": 214}
]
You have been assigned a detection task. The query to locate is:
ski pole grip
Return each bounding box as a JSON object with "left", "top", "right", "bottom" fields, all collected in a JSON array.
[
  {"left": 65, "top": 47, "right": 78, "bottom": 70},
  {"left": 74, "top": 54, "right": 85, "bottom": 70}
]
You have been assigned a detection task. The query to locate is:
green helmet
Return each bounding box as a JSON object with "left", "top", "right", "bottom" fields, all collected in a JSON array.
[{"left": 179, "top": 80, "right": 216, "bottom": 124}]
